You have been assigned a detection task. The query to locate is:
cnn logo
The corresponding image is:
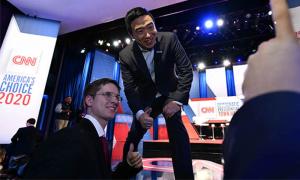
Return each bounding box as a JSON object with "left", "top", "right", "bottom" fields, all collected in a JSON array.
[
  {"left": 12, "top": 55, "right": 37, "bottom": 66},
  {"left": 201, "top": 107, "right": 214, "bottom": 113}
]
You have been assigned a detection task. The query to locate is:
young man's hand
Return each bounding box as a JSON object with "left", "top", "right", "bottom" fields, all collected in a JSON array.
[{"left": 126, "top": 143, "right": 143, "bottom": 168}]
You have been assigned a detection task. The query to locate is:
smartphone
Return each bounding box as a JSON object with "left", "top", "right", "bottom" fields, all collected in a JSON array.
[{"left": 287, "top": 0, "right": 300, "bottom": 37}]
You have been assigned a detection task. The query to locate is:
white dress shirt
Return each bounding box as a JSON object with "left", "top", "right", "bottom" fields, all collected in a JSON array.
[{"left": 84, "top": 114, "right": 105, "bottom": 137}]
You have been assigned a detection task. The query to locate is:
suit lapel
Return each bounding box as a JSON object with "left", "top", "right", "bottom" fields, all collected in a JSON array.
[
  {"left": 80, "top": 119, "right": 111, "bottom": 173},
  {"left": 153, "top": 34, "right": 162, "bottom": 80},
  {"left": 132, "top": 42, "right": 152, "bottom": 80}
]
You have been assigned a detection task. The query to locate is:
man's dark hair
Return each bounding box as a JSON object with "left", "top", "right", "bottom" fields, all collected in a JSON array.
[
  {"left": 125, "top": 7, "right": 154, "bottom": 35},
  {"left": 27, "top": 118, "right": 36, "bottom": 125}
]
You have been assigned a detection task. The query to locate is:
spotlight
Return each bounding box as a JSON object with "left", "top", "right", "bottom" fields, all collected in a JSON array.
[
  {"left": 106, "top": 42, "right": 111, "bottom": 47},
  {"left": 204, "top": 20, "right": 214, "bottom": 29},
  {"left": 268, "top": 11, "right": 272, "bottom": 16},
  {"left": 125, "top": 38, "right": 131, "bottom": 45},
  {"left": 216, "top": 19, "right": 224, "bottom": 27},
  {"left": 113, "top": 40, "right": 119, "bottom": 47},
  {"left": 223, "top": 59, "right": 231, "bottom": 67},
  {"left": 195, "top": 26, "right": 200, "bottom": 31},
  {"left": 236, "top": 57, "right": 242, "bottom": 62},
  {"left": 245, "top": 13, "right": 252, "bottom": 19},
  {"left": 98, "top": 40, "right": 104, "bottom": 45},
  {"left": 197, "top": 62, "right": 206, "bottom": 70},
  {"left": 80, "top": 48, "right": 85, "bottom": 54}
]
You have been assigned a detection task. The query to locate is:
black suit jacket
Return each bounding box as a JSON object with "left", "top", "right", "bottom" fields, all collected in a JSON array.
[
  {"left": 24, "top": 119, "right": 140, "bottom": 179},
  {"left": 223, "top": 92, "right": 300, "bottom": 179},
  {"left": 119, "top": 32, "right": 193, "bottom": 113},
  {"left": 11, "top": 126, "right": 42, "bottom": 156}
]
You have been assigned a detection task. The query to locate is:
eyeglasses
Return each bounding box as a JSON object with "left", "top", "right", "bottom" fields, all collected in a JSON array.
[{"left": 96, "top": 92, "right": 122, "bottom": 102}]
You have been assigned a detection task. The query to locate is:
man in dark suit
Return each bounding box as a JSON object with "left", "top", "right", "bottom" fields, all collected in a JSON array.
[
  {"left": 24, "top": 78, "right": 142, "bottom": 178},
  {"left": 223, "top": 0, "right": 300, "bottom": 178},
  {"left": 5, "top": 118, "right": 42, "bottom": 173},
  {"left": 119, "top": 7, "right": 194, "bottom": 179},
  {"left": 10, "top": 118, "right": 42, "bottom": 158}
]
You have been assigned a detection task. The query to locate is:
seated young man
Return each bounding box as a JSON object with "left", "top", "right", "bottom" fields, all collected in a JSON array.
[{"left": 24, "top": 78, "right": 142, "bottom": 178}]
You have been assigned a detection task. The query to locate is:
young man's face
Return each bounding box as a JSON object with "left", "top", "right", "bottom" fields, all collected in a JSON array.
[
  {"left": 86, "top": 83, "right": 120, "bottom": 123},
  {"left": 131, "top": 15, "right": 157, "bottom": 49}
]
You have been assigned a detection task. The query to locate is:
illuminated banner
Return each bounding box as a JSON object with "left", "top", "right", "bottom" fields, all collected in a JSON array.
[
  {"left": 190, "top": 96, "right": 243, "bottom": 125},
  {"left": 0, "top": 15, "right": 59, "bottom": 144},
  {"left": 288, "top": 0, "right": 300, "bottom": 37}
]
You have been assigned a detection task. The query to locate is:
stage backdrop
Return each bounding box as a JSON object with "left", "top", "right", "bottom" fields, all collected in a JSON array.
[
  {"left": 288, "top": 0, "right": 300, "bottom": 37},
  {"left": 0, "top": 15, "right": 59, "bottom": 144}
]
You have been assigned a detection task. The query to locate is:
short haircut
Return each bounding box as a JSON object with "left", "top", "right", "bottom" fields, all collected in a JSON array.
[
  {"left": 83, "top": 78, "right": 121, "bottom": 110},
  {"left": 125, "top": 7, "right": 154, "bottom": 35},
  {"left": 27, "top": 118, "right": 36, "bottom": 125}
]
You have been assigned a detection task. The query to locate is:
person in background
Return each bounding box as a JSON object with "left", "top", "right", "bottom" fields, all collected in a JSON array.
[
  {"left": 54, "top": 96, "right": 72, "bottom": 131},
  {"left": 223, "top": 0, "right": 300, "bottom": 178},
  {"left": 5, "top": 118, "right": 42, "bottom": 176},
  {"left": 119, "top": 7, "right": 194, "bottom": 179},
  {"left": 9, "top": 118, "right": 42, "bottom": 159},
  {"left": 24, "top": 78, "right": 142, "bottom": 178}
]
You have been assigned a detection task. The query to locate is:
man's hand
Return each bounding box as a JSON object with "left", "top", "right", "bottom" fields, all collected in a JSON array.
[
  {"left": 163, "top": 101, "right": 181, "bottom": 119},
  {"left": 138, "top": 108, "right": 153, "bottom": 129},
  {"left": 126, "top": 143, "right": 143, "bottom": 168},
  {"left": 243, "top": 0, "right": 300, "bottom": 101}
]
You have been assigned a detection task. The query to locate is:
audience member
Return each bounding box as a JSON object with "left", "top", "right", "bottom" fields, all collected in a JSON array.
[
  {"left": 119, "top": 7, "right": 194, "bottom": 179},
  {"left": 223, "top": 0, "right": 300, "bottom": 178},
  {"left": 5, "top": 118, "right": 42, "bottom": 176},
  {"left": 54, "top": 96, "right": 72, "bottom": 131},
  {"left": 24, "top": 78, "right": 142, "bottom": 178},
  {"left": 9, "top": 118, "right": 42, "bottom": 158}
]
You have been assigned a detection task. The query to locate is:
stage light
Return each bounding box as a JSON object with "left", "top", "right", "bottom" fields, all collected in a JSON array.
[
  {"left": 236, "top": 57, "right": 242, "bottom": 62},
  {"left": 268, "top": 11, "right": 272, "bottom": 16},
  {"left": 98, "top": 40, "right": 104, "bottom": 45},
  {"left": 195, "top": 26, "right": 200, "bottom": 31},
  {"left": 204, "top": 20, "right": 214, "bottom": 29},
  {"left": 113, "top": 40, "right": 119, "bottom": 47},
  {"left": 223, "top": 59, "right": 231, "bottom": 67},
  {"left": 216, "top": 19, "right": 224, "bottom": 27},
  {"left": 105, "top": 49, "right": 109, "bottom": 52},
  {"left": 106, "top": 42, "right": 111, "bottom": 47},
  {"left": 80, "top": 48, "right": 85, "bottom": 54},
  {"left": 125, "top": 38, "right": 131, "bottom": 45},
  {"left": 197, "top": 62, "right": 206, "bottom": 70},
  {"left": 245, "top": 13, "right": 252, "bottom": 19}
]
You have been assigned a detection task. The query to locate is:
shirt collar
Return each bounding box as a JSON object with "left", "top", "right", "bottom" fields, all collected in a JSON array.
[
  {"left": 138, "top": 44, "right": 154, "bottom": 53},
  {"left": 84, "top": 114, "right": 105, "bottom": 137}
]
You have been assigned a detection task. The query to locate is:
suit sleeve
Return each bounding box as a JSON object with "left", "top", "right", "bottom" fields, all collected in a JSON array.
[
  {"left": 168, "top": 33, "right": 193, "bottom": 104},
  {"left": 119, "top": 56, "right": 143, "bottom": 113},
  {"left": 223, "top": 92, "right": 300, "bottom": 179},
  {"left": 112, "top": 161, "right": 142, "bottom": 178},
  {"left": 11, "top": 129, "right": 20, "bottom": 143}
]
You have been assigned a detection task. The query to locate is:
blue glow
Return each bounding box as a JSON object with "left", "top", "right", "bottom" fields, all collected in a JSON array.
[{"left": 205, "top": 20, "right": 214, "bottom": 29}]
